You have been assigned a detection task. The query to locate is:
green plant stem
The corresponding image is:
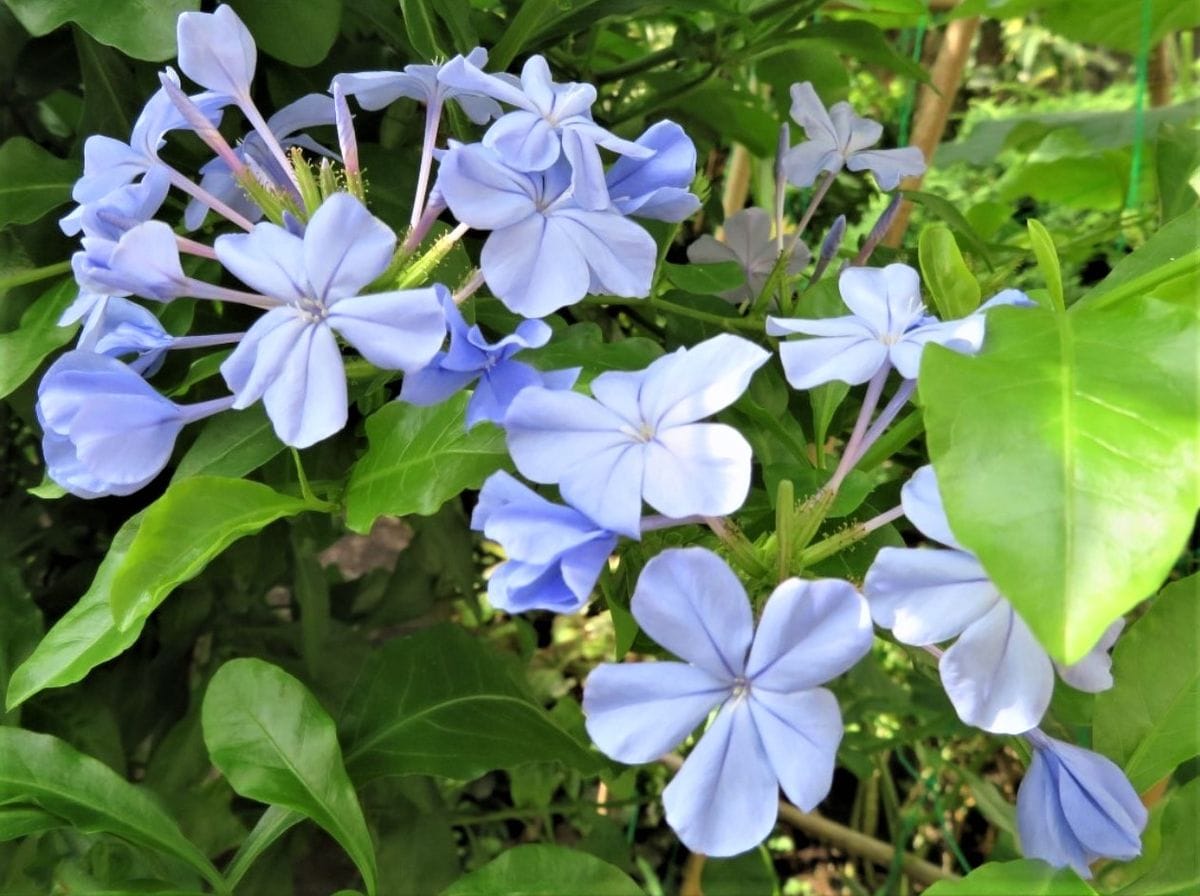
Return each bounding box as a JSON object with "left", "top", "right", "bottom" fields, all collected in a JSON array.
[
  {"left": 854, "top": 411, "right": 925, "bottom": 472},
  {"left": 0, "top": 260, "right": 71, "bottom": 293},
  {"left": 660, "top": 754, "right": 957, "bottom": 886},
  {"left": 798, "top": 505, "right": 905, "bottom": 568}
]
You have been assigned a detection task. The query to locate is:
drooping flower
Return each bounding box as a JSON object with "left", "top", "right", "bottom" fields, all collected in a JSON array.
[
  {"left": 1017, "top": 731, "right": 1146, "bottom": 878},
  {"left": 864, "top": 465, "right": 1122, "bottom": 733},
  {"left": 399, "top": 295, "right": 578, "bottom": 428},
  {"left": 782, "top": 82, "right": 925, "bottom": 190},
  {"left": 436, "top": 143, "right": 656, "bottom": 317},
  {"left": 584, "top": 547, "right": 872, "bottom": 856},
  {"left": 332, "top": 47, "right": 502, "bottom": 123},
  {"left": 471, "top": 472, "right": 619, "bottom": 614},
  {"left": 76, "top": 297, "right": 173, "bottom": 374},
  {"left": 216, "top": 193, "right": 446, "bottom": 447},
  {"left": 687, "top": 207, "right": 811, "bottom": 304},
  {"left": 176, "top": 4, "right": 257, "bottom": 101},
  {"left": 73, "top": 221, "right": 190, "bottom": 302},
  {"left": 604, "top": 121, "right": 700, "bottom": 222},
  {"left": 37, "top": 352, "right": 232, "bottom": 498},
  {"left": 503, "top": 334, "right": 770, "bottom": 538},
  {"left": 438, "top": 53, "right": 652, "bottom": 209}
]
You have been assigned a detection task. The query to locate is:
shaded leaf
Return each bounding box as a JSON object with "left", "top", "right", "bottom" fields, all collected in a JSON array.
[
  {"left": 0, "top": 138, "right": 78, "bottom": 227},
  {"left": 441, "top": 845, "right": 643, "bottom": 896}
]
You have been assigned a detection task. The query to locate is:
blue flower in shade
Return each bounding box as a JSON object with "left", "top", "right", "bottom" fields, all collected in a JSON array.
[
  {"left": 1017, "top": 731, "right": 1146, "bottom": 877},
  {"left": 471, "top": 471, "right": 619, "bottom": 614},
  {"left": 766, "top": 265, "right": 1029, "bottom": 389},
  {"left": 583, "top": 547, "right": 872, "bottom": 856},
  {"left": 864, "top": 466, "right": 1122, "bottom": 734},
  {"left": 37, "top": 352, "right": 232, "bottom": 498},
  {"left": 332, "top": 47, "right": 502, "bottom": 123},
  {"left": 687, "top": 207, "right": 811, "bottom": 304},
  {"left": 782, "top": 82, "right": 926, "bottom": 190},
  {"left": 61, "top": 167, "right": 171, "bottom": 239},
  {"left": 503, "top": 334, "right": 770, "bottom": 538},
  {"left": 76, "top": 297, "right": 172, "bottom": 375},
  {"left": 604, "top": 121, "right": 700, "bottom": 221},
  {"left": 176, "top": 4, "right": 256, "bottom": 100},
  {"left": 73, "top": 221, "right": 189, "bottom": 302},
  {"left": 436, "top": 143, "right": 657, "bottom": 317},
  {"left": 399, "top": 295, "right": 579, "bottom": 428},
  {"left": 438, "top": 54, "right": 651, "bottom": 209},
  {"left": 186, "top": 93, "right": 336, "bottom": 230},
  {"left": 216, "top": 193, "right": 446, "bottom": 448}
]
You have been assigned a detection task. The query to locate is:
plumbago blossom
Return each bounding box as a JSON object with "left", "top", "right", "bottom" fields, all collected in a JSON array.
[
  {"left": 686, "top": 207, "right": 811, "bottom": 304},
  {"left": 584, "top": 547, "right": 873, "bottom": 856},
  {"left": 865, "top": 466, "right": 1123, "bottom": 733}
]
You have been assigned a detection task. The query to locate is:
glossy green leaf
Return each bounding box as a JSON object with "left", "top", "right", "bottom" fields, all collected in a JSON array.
[
  {"left": 920, "top": 298, "right": 1200, "bottom": 663},
  {"left": 74, "top": 30, "right": 138, "bottom": 139},
  {"left": 344, "top": 395, "right": 509, "bottom": 534},
  {"left": 0, "top": 278, "right": 77, "bottom": 399},
  {"left": 171, "top": 407, "right": 285, "bottom": 482},
  {"left": 2, "top": 0, "right": 199, "bottom": 61},
  {"left": 1027, "top": 219, "right": 1064, "bottom": 311},
  {"left": 1119, "top": 779, "right": 1200, "bottom": 895},
  {"left": 441, "top": 845, "right": 643, "bottom": 896},
  {"left": 341, "top": 625, "right": 601, "bottom": 780},
  {"left": 399, "top": 0, "right": 444, "bottom": 59},
  {"left": 663, "top": 260, "right": 746, "bottom": 295},
  {"left": 0, "top": 727, "right": 223, "bottom": 891},
  {"left": 202, "top": 659, "right": 377, "bottom": 896},
  {"left": 108, "top": 477, "right": 311, "bottom": 628},
  {"left": 1042, "top": 0, "right": 1200, "bottom": 54},
  {"left": 488, "top": 0, "right": 558, "bottom": 69},
  {"left": 0, "top": 805, "right": 62, "bottom": 841},
  {"left": 6, "top": 512, "right": 144, "bottom": 710},
  {"left": 228, "top": 0, "right": 341, "bottom": 66},
  {"left": 918, "top": 223, "right": 981, "bottom": 320},
  {"left": 1081, "top": 208, "right": 1200, "bottom": 310},
  {"left": 1093, "top": 574, "right": 1200, "bottom": 791},
  {"left": 222, "top": 805, "right": 303, "bottom": 892},
  {"left": 925, "top": 859, "right": 1097, "bottom": 895},
  {"left": 902, "top": 190, "right": 996, "bottom": 265},
  {"left": 0, "top": 138, "right": 78, "bottom": 227}
]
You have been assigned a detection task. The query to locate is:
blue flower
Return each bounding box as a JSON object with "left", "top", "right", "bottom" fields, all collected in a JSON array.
[
  {"left": 216, "top": 193, "right": 446, "bottom": 447},
  {"left": 583, "top": 546, "right": 872, "bottom": 856},
  {"left": 399, "top": 295, "right": 579, "bottom": 428},
  {"left": 1017, "top": 732, "right": 1146, "bottom": 878},
  {"left": 176, "top": 4, "right": 257, "bottom": 101},
  {"left": 436, "top": 143, "right": 657, "bottom": 317},
  {"left": 73, "top": 221, "right": 189, "bottom": 302},
  {"left": 864, "top": 466, "right": 1122, "bottom": 733},
  {"left": 76, "top": 297, "right": 172, "bottom": 375},
  {"left": 37, "top": 352, "right": 232, "bottom": 498},
  {"left": 438, "top": 54, "right": 651, "bottom": 209},
  {"left": 604, "top": 121, "right": 700, "bottom": 221},
  {"left": 687, "top": 207, "right": 811, "bottom": 304},
  {"left": 782, "top": 82, "right": 925, "bottom": 190},
  {"left": 471, "top": 471, "right": 618, "bottom": 614},
  {"left": 186, "top": 93, "right": 337, "bottom": 230},
  {"left": 503, "top": 334, "right": 769, "bottom": 538},
  {"left": 332, "top": 47, "right": 502, "bottom": 123},
  {"left": 61, "top": 167, "right": 171, "bottom": 239}
]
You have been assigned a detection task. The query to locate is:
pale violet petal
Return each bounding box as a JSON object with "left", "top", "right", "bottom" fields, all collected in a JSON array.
[
  {"left": 901, "top": 464, "right": 967, "bottom": 550},
  {"left": 215, "top": 223, "right": 308, "bottom": 303},
  {"left": 638, "top": 334, "right": 770, "bottom": 430},
  {"left": 748, "top": 687, "right": 843, "bottom": 810},
  {"left": 303, "top": 193, "right": 396, "bottom": 302},
  {"left": 777, "top": 335, "right": 888, "bottom": 389},
  {"left": 1054, "top": 618, "right": 1123, "bottom": 693},
  {"left": 327, "top": 288, "right": 445, "bottom": 372},
  {"left": 642, "top": 423, "right": 754, "bottom": 520},
  {"left": 846, "top": 147, "right": 927, "bottom": 191},
  {"left": 261, "top": 322, "right": 348, "bottom": 448},
  {"left": 482, "top": 215, "right": 589, "bottom": 317},
  {"left": 437, "top": 143, "right": 537, "bottom": 230}
]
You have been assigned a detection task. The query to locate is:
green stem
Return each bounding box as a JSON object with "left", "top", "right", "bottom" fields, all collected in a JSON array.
[
  {"left": 854, "top": 410, "right": 924, "bottom": 472},
  {"left": 797, "top": 505, "right": 904, "bottom": 568},
  {"left": 0, "top": 260, "right": 71, "bottom": 293}
]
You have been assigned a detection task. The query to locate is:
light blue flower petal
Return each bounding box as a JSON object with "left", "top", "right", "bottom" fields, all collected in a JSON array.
[
  {"left": 220, "top": 307, "right": 305, "bottom": 407},
  {"left": 640, "top": 334, "right": 770, "bottom": 430},
  {"left": 438, "top": 53, "right": 532, "bottom": 110},
  {"left": 846, "top": 147, "right": 926, "bottom": 191},
  {"left": 662, "top": 700, "right": 778, "bottom": 857},
  {"left": 559, "top": 535, "right": 617, "bottom": 599},
  {"left": 487, "top": 560, "right": 583, "bottom": 614},
  {"left": 630, "top": 547, "right": 752, "bottom": 679},
  {"left": 326, "top": 287, "right": 445, "bottom": 371},
  {"left": 745, "top": 578, "right": 873, "bottom": 691},
  {"left": 607, "top": 121, "right": 699, "bottom": 220},
  {"left": 642, "top": 423, "right": 754, "bottom": 520},
  {"left": 332, "top": 70, "right": 430, "bottom": 110},
  {"left": 504, "top": 387, "right": 632, "bottom": 484},
  {"left": 74, "top": 137, "right": 148, "bottom": 203},
  {"left": 176, "top": 5, "right": 256, "bottom": 98},
  {"left": 482, "top": 215, "right": 589, "bottom": 317},
  {"left": 215, "top": 223, "right": 307, "bottom": 303},
  {"left": 437, "top": 143, "right": 537, "bottom": 230},
  {"left": 1054, "top": 618, "right": 1123, "bottom": 692},
  {"left": 829, "top": 103, "right": 882, "bottom": 153},
  {"left": 473, "top": 471, "right": 606, "bottom": 562},
  {"left": 777, "top": 335, "right": 888, "bottom": 389},
  {"left": 766, "top": 314, "right": 874, "bottom": 338},
  {"left": 589, "top": 369, "right": 648, "bottom": 427},
  {"left": 1017, "top": 748, "right": 1094, "bottom": 878},
  {"left": 468, "top": 360, "right": 544, "bottom": 427},
  {"left": 484, "top": 110, "right": 561, "bottom": 171},
  {"left": 1052, "top": 740, "right": 1146, "bottom": 860},
  {"left": 583, "top": 662, "right": 729, "bottom": 764},
  {"left": 940, "top": 601, "right": 1054, "bottom": 734},
  {"left": 552, "top": 208, "right": 657, "bottom": 300},
  {"left": 748, "top": 687, "right": 843, "bottom": 810},
  {"left": 838, "top": 264, "right": 924, "bottom": 337},
  {"left": 558, "top": 441, "right": 645, "bottom": 538},
  {"left": 788, "top": 82, "right": 839, "bottom": 148},
  {"left": 900, "top": 464, "right": 967, "bottom": 550},
  {"left": 261, "top": 321, "right": 348, "bottom": 448},
  {"left": 399, "top": 357, "right": 476, "bottom": 407},
  {"left": 864, "top": 546, "right": 999, "bottom": 645},
  {"left": 303, "top": 193, "right": 396, "bottom": 302},
  {"left": 70, "top": 395, "right": 182, "bottom": 485},
  {"left": 782, "top": 140, "right": 842, "bottom": 188},
  {"left": 104, "top": 221, "right": 186, "bottom": 301}
]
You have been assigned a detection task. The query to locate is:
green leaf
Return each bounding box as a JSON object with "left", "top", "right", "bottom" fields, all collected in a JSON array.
[
  {"left": 222, "top": 806, "right": 304, "bottom": 892},
  {"left": 918, "top": 223, "right": 981, "bottom": 320},
  {"left": 341, "top": 624, "right": 601, "bottom": 780},
  {"left": 2, "top": 0, "right": 199, "bottom": 61},
  {"left": 6, "top": 512, "right": 144, "bottom": 710},
  {"left": 0, "top": 805, "right": 62, "bottom": 841},
  {"left": 0, "top": 137, "right": 78, "bottom": 227},
  {"left": 524, "top": 322, "right": 663, "bottom": 382},
  {"left": 0, "top": 278, "right": 77, "bottom": 399},
  {"left": 925, "top": 859, "right": 1097, "bottom": 895},
  {"left": 441, "top": 845, "right": 643, "bottom": 896},
  {"left": 228, "top": 0, "right": 341, "bottom": 66},
  {"left": 902, "top": 190, "right": 996, "bottom": 266},
  {"left": 108, "top": 477, "right": 311, "bottom": 628},
  {"left": 399, "top": 0, "right": 444, "bottom": 59},
  {"left": 920, "top": 298, "right": 1200, "bottom": 663},
  {"left": 663, "top": 260, "right": 746, "bottom": 295},
  {"left": 1119, "top": 779, "right": 1200, "bottom": 895},
  {"left": 344, "top": 395, "right": 509, "bottom": 534},
  {"left": 202, "top": 659, "right": 377, "bottom": 895},
  {"left": 0, "top": 727, "right": 224, "bottom": 892},
  {"left": 1042, "top": 0, "right": 1200, "bottom": 54},
  {"left": 489, "top": 0, "right": 558, "bottom": 70},
  {"left": 797, "top": 20, "right": 927, "bottom": 82},
  {"left": 1093, "top": 574, "right": 1200, "bottom": 791},
  {"left": 1026, "top": 219, "right": 1065, "bottom": 312},
  {"left": 1081, "top": 208, "right": 1200, "bottom": 310},
  {"left": 1156, "top": 124, "right": 1200, "bottom": 223},
  {"left": 171, "top": 406, "right": 285, "bottom": 482},
  {"left": 74, "top": 30, "right": 138, "bottom": 139}
]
